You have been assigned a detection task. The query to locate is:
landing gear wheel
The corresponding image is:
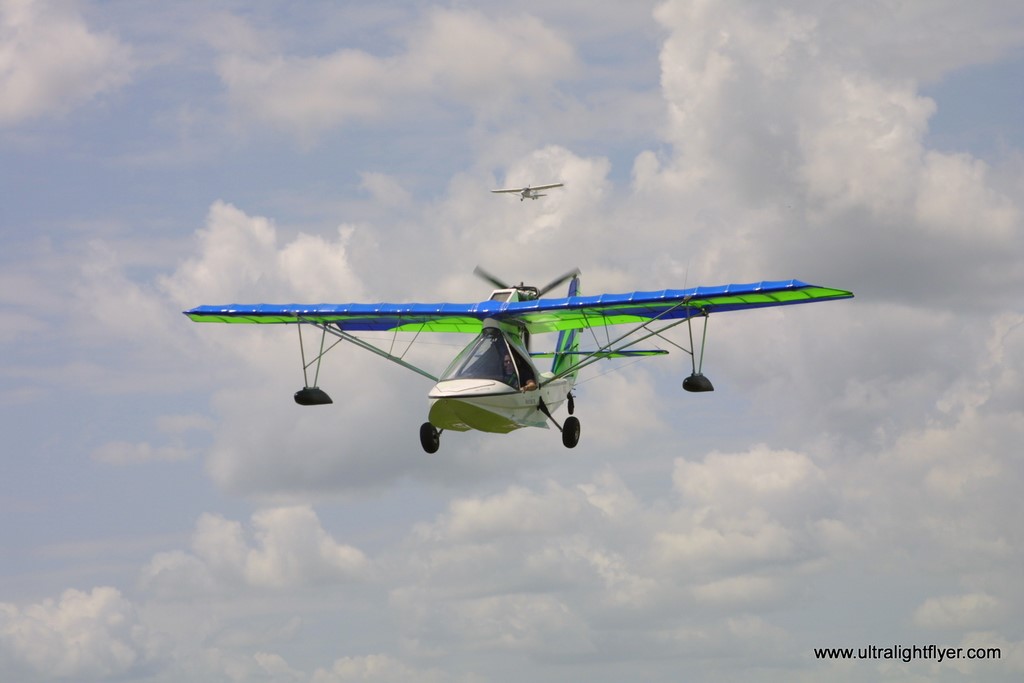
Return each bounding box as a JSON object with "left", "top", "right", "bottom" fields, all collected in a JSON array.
[
  {"left": 561, "top": 416, "right": 580, "bottom": 448},
  {"left": 419, "top": 422, "right": 440, "bottom": 454},
  {"left": 567, "top": 393, "right": 575, "bottom": 415}
]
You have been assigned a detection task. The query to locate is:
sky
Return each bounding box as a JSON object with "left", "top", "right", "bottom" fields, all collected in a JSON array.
[{"left": 1, "top": 0, "right": 1023, "bottom": 681}]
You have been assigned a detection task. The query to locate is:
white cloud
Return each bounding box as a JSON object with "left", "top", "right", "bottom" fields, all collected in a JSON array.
[
  {"left": 406, "top": 9, "right": 577, "bottom": 108},
  {"left": 163, "top": 200, "right": 367, "bottom": 309},
  {"left": 141, "top": 506, "right": 368, "bottom": 596},
  {"left": 429, "top": 481, "right": 589, "bottom": 542},
  {"left": 0, "top": 587, "right": 153, "bottom": 680},
  {"left": 217, "top": 49, "right": 390, "bottom": 137},
  {"left": 244, "top": 507, "right": 368, "bottom": 587},
  {"left": 156, "top": 413, "right": 216, "bottom": 434},
  {"left": 913, "top": 592, "right": 1004, "bottom": 630},
  {"left": 691, "top": 575, "right": 785, "bottom": 607},
  {"left": 216, "top": 8, "right": 577, "bottom": 141},
  {"left": 673, "top": 445, "right": 827, "bottom": 509},
  {"left": 825, "top": 1, "right": 1024, "bottom": 82},
  {"left": 253, "top": 651, "right": 303, "bottom": 681},
  {"left": 915, "top": 151, "right": 1018, "bottom": 239},
  {"left": 449, "top": 593, "right": 597, "bottom": 655},
  {"left": 391, "top": 461, "right": 844, "bottom": 661},
  {"left": 311, "top": 653, "right": 457, "bottom": 683},
  {"left": 0, "top": 0, "right": 133, "bottom": 125},
  {"left": 654, "top": 514, "right": 797, "bottom": 577},
  {"left": 797, "top": 73, "right": 934, "bottom": 216},
  {"left": 91, "top": 440, "right": 194, "bottom": 465},
  {"left": 154, "top": 201, "right": 431, "bottom": 496},
  {"left": 359, "top": 172, "right": 412, "bottom": 207},
  {"left": 646, "top": 0, "right": 1022, "bottom": 312}
]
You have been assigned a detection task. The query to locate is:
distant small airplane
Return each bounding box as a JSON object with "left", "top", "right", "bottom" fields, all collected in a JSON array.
[{"left": 491, "top": 183, "right": 564, "bottom": 201}]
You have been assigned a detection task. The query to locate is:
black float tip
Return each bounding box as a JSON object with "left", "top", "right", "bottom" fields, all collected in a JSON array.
[
  {"left": 294, "top": 387, "right": 333, "bottom": 405},
  {"left": 682, "top": 373, "right": 714, "bottom": 393}
]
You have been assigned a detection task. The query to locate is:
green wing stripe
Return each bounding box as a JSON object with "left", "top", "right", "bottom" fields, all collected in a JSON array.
[{"left": 184, "top": 280, "right": 853, "bottom": 333}]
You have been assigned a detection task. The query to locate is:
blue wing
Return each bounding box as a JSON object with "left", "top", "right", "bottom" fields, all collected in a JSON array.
[{"left": 184, "top": 279, "right": 853, "bottom": 333}]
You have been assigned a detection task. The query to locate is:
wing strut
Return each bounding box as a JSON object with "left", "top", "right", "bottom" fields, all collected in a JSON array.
[
  {"left": 300, "top": 318, "right": 440, "bottom": 383},
  {"left": 682, "top": 312, "right": 714, "bottom": 392},
  {"left": 294, "top": 318, "right": 440, "bottom": 406},
  {"left": 541, "top": 300, "right": 695, "bottom": 384},
  {"left": 539, "top": 299, "right": 718, "bottom": 392},
  {"left": 295, "top": 322, "right": 342, "bottom": 405}
]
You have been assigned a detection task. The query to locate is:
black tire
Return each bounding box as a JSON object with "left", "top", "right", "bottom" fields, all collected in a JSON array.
[
  {"left": 419, "top": 422, "right": 440, "bottom": 454},
  {"left": 561, "top": 416, "right": 580, "bottom": 448}
]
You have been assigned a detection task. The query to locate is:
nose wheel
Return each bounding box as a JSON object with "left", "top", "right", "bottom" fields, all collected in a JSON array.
[
  {"left": 420, "top": 422, "right": 440, "bottom": 453},
  {"left": 561, "top": 416, "right": 580, "bottom": 448}
]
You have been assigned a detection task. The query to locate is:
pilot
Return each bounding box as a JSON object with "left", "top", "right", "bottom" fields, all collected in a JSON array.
[
  {"left": 501, "top": 353, "right": 519, "bottom": 388},
  {"left": 505, "top": 352, "right": 538, "bottom": 392}
]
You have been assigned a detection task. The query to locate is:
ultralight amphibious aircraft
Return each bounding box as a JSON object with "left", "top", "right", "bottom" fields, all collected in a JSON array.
[{"left": 185, "top": 267, "right": 852, "bottom": 453}]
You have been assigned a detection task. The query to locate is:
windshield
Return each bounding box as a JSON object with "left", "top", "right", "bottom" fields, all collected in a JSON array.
[{"left": 441, "top": 328, "right": 520, "bottom": 387}]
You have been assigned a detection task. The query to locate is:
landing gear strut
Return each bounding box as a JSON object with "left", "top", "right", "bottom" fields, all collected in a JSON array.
[
  {"left": 538, "top": 398, "right": 581, "bottom": 449},
  {"left": 420, "top": 422, "right": 441, "bottom": 454}
]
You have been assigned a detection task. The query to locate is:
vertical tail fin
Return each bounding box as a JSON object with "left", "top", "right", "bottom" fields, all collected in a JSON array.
[{"left": 551, "top": 275, "right": 581, "bottom": 379}]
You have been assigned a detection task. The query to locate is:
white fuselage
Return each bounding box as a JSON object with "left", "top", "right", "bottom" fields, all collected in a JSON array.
[
  {"left": 426, "top": 316, "right": 574, "bottom": 434},
  {"left": 427, "top": 375, "right": 571, "bottom": 433}
]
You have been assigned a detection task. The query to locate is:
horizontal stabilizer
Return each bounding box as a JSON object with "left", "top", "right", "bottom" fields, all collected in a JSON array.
[{"left": 531, "top": 349, "right": 669, "bottom": 359}]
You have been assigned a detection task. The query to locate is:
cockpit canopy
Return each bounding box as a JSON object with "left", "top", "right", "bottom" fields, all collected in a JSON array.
[{"left": 440, "top": 327, "right": 534, "bottom": 389}]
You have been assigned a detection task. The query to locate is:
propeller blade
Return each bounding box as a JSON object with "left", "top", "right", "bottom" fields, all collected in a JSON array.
[
  {"left": 473, "top": 265, "right": 511, "bottom": 290},
  {"left": 537, "top": 267, "right": 581, "bottom": 297}
]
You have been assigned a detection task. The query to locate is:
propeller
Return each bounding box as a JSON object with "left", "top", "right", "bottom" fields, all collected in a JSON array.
[
  {"left": 473, "top": 265, "right": 580, "bottom": 301},
  {"left": 473, "top": 265, "right": 511, "bottom": 291},
  {"left": 472, "top": 266, "right": 580, "bottom": 353},
  {"left": 537, "top": 267, "right": 581, "bottom": 297}
]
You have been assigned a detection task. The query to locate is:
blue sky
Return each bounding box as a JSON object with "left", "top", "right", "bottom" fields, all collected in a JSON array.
[{"left": 2, "top": 1, "right": 1023, "bottom": 681}]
